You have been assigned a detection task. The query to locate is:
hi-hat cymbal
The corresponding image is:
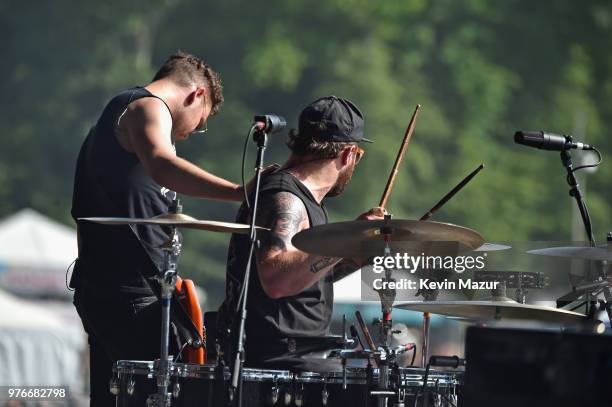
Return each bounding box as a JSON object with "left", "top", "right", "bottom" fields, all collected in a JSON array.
[
  {"left": 527, "top": 245, "right": 612, "bottom": 262},
  {"left": 79, "top": 213, "right": 269, "bottom": 234},
  {"left": 394, "top": 300, "right": 585, "bottom": 323},
  {"left": 292, "top": 219, "right": 484, "bottom": 258}
]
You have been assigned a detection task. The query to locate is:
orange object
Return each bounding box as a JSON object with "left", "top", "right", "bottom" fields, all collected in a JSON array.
[{"left": 175, "top": 277, "right": 206, "bottom": 364}]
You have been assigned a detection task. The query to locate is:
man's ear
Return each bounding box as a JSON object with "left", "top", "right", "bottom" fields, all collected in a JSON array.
[
  {"left": 340, "top": 146, "right": 353, "bottom": 165},
  {"left": 186, "top": 87, "right": 205, "bottom": 106}
]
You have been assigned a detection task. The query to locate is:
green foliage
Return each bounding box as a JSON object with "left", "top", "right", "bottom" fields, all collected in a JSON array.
[{"left": 1, "top": 0, "right": 611, "bottom": 307}]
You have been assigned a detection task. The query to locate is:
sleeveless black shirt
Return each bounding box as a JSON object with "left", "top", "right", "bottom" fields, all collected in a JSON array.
[
  {"left": 219, "top": 170, "right": 333, "bottom": 355},
  {"left": 71, "top": 87, "right": 176, "bottom": 293}
]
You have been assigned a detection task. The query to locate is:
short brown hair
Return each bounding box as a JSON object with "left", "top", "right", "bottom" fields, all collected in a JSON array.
[
  {"left": 286, "top": 129, "right": 353, "bottom": 158},
  {"left": 153, "top": 51, "right": 224, "bottom": 116}
]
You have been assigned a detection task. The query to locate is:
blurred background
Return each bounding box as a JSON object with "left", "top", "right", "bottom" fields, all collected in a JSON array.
[{"left": 0, "top": 0, "right": 611, "bottom": 403}]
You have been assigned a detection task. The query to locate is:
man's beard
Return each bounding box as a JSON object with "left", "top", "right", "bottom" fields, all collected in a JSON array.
[{"left": 326, "top": 162, "right": 356, "bottom": 198}]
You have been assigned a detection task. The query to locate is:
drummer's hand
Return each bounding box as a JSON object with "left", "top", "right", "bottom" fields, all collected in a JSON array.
[
  {"left": 356, "top": 207, "right": 387, "bottom": 221},
  {"left": 245, "top": 163, "right": 280, "bottom": 195}
]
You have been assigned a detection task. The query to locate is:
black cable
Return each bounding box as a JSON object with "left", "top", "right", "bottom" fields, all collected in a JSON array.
[
  {"left": 236, "top": 124, "right": 259, "bottom": 312},
  {"left": 65, "top": 258, "right": 77, "bottom": 291},
  {"left": 241, "top": 125, "right": 257, "bottom": 210},
  {"left": 572, "top": 147, "right": 602, "bottom": 173},
  {"left": 410, "top": 344, "right": 417, "bottom": 367}
]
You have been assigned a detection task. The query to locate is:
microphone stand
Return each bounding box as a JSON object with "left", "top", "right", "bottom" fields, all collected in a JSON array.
[
  {"left": 230, "top": 125, "right": 268, "bottom": 407},
  {"left": 561, "top": 143, "right": 595, "bottom": 246},
  {"left": 559, "top": 141, "right": 599, "bottom": 317}
]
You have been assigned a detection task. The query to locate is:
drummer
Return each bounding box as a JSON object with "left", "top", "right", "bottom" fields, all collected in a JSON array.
[{"left": 218, "top": 96, "right": 385, "bottom": 371}]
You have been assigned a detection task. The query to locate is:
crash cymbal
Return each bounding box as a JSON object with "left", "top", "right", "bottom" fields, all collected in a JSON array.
[
  {"left": 292, "top": 219, "right": 484, "bottom": 258},
  {"left": 527, "top": 245, "right": 612, "bottom": 262},
  {"left": 394, "top": 300, "right": 585, "bottom": 323},
  {"left": 79, "top": 213, "right": 269, "bottom": 234}
]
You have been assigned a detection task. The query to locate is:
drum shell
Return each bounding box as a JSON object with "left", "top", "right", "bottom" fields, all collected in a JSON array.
[{"left": 113, "top": 361, "right": 463, "bottom": 407}]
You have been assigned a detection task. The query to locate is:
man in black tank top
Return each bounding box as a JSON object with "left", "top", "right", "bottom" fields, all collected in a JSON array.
[
  {"left": 219, "top": 96, "right": 385, "bottom": 372},
  {"left": 71, "top": 51, "right": 250, "bottom": 406}
]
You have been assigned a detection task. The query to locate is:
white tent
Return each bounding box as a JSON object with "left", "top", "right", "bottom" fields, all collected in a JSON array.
[
  {"left": 0, "top": 208, "right": 78, "bottom": 298},
  {"left": 0, "top": 289, "right": 85, "bottom": 388}
]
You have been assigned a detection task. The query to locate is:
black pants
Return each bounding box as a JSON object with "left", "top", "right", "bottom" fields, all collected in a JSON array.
[{"left": 74, "top": 285, "right": 178, "bottom": 406}]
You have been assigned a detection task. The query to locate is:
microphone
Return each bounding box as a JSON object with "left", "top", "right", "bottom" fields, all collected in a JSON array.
[
  {"left": 254, "top": 115, "right": 286, "bottom": 133},
  {"left": 514, "top": 131, "right": 593, "bottom": 151}
]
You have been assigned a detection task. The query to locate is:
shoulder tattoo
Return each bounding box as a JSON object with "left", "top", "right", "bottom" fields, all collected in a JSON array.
[{"left": 257, "top": 191, "right": 308, "bottom": 254}]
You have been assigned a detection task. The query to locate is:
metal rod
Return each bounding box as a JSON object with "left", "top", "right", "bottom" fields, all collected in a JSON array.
[
  {"left": 421, "top": 312, "right": 430, "bottom": 368},
  {"left": 155, "top": 226, "right": 180, "bottom": 406},
  {"left": 379, "top": 104, "right": 422, "bottom": 209}
]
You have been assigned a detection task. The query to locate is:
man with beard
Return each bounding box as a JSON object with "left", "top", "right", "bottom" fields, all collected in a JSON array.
[{"left": 218, "top": 96, "right": 384, "bottom": 371}]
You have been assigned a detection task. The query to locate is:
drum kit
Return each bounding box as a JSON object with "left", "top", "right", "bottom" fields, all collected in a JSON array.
[{"left": 80, "top": 199, "right": 606, "bottom": 406}]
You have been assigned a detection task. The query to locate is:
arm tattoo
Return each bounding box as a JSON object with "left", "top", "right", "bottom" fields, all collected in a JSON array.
[
  {"left": 310, "top": 257, "right": 337, "bottom": 274},
  {"left": 257, "top": 191, "right": 308, "bottom": 256}
]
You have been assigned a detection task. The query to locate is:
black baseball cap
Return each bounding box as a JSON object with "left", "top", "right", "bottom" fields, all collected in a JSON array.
[{"left": 293, "top": 95, "right": 373, "bottom": 143}]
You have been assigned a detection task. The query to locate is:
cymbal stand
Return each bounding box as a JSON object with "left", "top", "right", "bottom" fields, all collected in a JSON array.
[
  {"left": 558, "top": 147, "right": 612, "bottom": 323},
  {"left": 374, "top": 216, "right": 397, "bottom": 407},
  {"left": 149, "top": 199, "right": 183, "bottom": 407}
]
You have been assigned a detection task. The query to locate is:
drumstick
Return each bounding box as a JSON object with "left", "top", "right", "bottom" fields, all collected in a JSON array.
[
  {"left": 379, "top": 104, "right": 422, "bottom": 209},
  {"left": 355, "top": 310, "right": 377, "bottom": 351},
  {"left": 420, "top": 163, "right": 485, "bottom": 221}
]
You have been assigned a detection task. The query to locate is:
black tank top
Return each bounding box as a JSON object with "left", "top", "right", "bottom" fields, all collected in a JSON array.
[
  {"left": 219, "top": 170, "right": 333, "bottom": 350},
  {"left": 71, "top": 87, "right": 176, "bottom": 292}
]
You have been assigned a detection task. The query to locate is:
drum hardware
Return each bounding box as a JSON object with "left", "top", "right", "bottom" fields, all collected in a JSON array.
[
  {"left": 266, "top": 382, "right": 279, "bottom": 405},
  {"left": 127, "top": 378, "right": 136, "bottom": 396},
  {"left": 393, "top": 388, "right": 406, "bottom": 407},
  {"left": 294, "top": 383, "right": 305, "bottom": 407},
  {"left": 421, "top": 312, "right": 430, "bottom": 367},
  {"left": 475, "top": 271, "right": 547, "bottom": 304},
  {"left": 418, "top": 356, "right": 465, "bottom": 407},
  {"left": 321, "top": 382, "right": 329, "bottom": 406},
  {"left": 529, "top": 244, "right": 612, "bottom": 324},
  {"left": 282, "top": 387, "right": 292, "bottom": 406},
  {"left": 153, "top": 203, "right": 183, "bottom": 407},
  {"left": 172, "top": 381, "right": 180, "bottom": 399},
  {"left": 110, "top": 378, "right": 120, "bottom": 396}
]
